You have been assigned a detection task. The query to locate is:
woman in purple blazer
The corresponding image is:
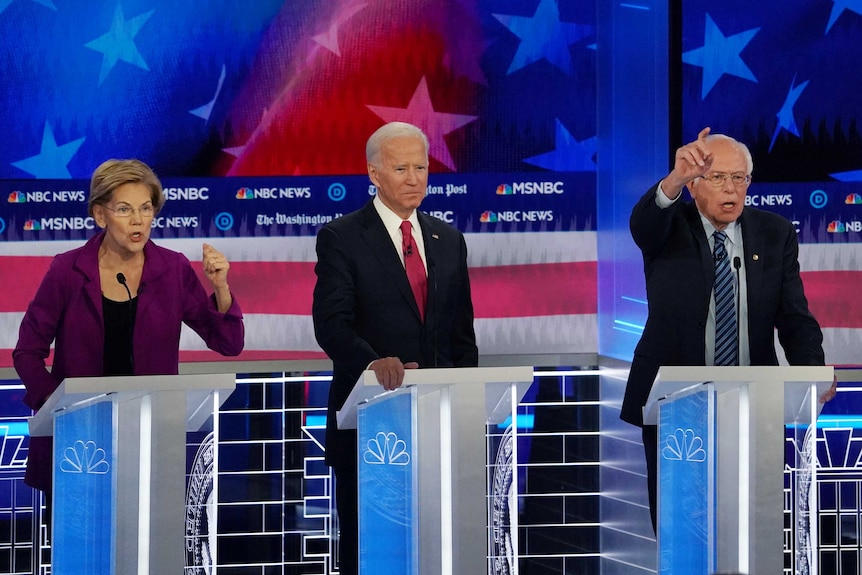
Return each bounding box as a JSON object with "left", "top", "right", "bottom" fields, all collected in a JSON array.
[{"left": 13, "top": 159, "right": 245, "bottom": 492}]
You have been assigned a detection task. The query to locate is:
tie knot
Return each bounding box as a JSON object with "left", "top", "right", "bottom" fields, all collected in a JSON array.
[
  {"left": 400, "top": 220, "right": 412, "bottom": 236},
  {"left": 714, "top": 230, "right": 726, "bottom": 243}
]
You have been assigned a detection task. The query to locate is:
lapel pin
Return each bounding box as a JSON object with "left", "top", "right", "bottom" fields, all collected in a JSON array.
[
  {"left": 432, "top": 234, "right": 439, "bottom": 239},
  {"left": 753, "top": 254, "right": 759, "bottom": 261}
]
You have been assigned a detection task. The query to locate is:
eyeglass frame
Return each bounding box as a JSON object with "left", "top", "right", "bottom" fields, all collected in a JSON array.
[
  {"left": 700, "top": 172, "right": 752, "bottom": 188},
  {"left": 101, "top": 202, "right": 157, "bottom": 218}
]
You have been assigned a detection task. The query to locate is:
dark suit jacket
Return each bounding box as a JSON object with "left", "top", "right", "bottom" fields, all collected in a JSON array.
[
  {"left": 312, "top": 200, "right": 478, "bottom": 467},
  {"left": 621, "top": 183, "right": 824, "bottom": 426}
]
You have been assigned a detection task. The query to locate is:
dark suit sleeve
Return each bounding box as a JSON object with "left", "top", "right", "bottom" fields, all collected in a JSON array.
[
  {"left": 630, "top": 182, "right": 679, "bottom": 261},
  {"left": 774, "top": 222, "right": 825, "bottom": 365},
  {"left": 450, "top": 233, "right": 478, "bottom": 367},
  {"left": 312, "top": 225, "right": 379, "bottom": 376}
]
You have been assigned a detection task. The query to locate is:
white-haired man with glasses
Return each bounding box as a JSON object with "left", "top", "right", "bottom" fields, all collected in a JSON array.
[{"left": 621, "top": 127, "right": 833, "bottom": 532}]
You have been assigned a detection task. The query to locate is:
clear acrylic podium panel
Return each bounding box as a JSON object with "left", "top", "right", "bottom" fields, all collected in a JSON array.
[
  {"left": 657, "top": 378, "right": 825, "bottom": 575},
  {"left": 352, "top": 367, "right": 531, "bottom": 575},
  {"left": 42, "top": 375, "right": 231, "bottom": 575}
]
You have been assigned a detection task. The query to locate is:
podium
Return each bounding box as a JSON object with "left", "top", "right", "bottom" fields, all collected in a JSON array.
[
  {"left": 337, "top": 366, "right": 533, "bottom": 575},
  {"left": 28, "top": 373, "right": 236, "bottom": 575},
  {"left": 644, "top": 365, "right": 834, "bottom": 575}
]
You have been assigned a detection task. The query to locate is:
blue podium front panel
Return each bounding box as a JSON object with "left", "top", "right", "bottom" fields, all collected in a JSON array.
[
  {"left": 53, "top": 400, "right": 116, "bottom": 575},
  {"left": 658, "top": 389, "right": 712, "bottom": 575},
  {"left": 357, "top": 390, "right": 417, "bottom": 575}
]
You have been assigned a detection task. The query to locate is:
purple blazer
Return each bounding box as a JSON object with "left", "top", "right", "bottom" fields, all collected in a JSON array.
[{"left": 13, "top": 231, "right": 244, "bottom": 491}]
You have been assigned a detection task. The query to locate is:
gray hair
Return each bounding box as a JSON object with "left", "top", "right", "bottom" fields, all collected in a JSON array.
[
  {"left": 366, "top": 122, "right": 429, "bottom": 165},
  {"left": 707, "top": 133, "right": 754, "bottom": 174}
]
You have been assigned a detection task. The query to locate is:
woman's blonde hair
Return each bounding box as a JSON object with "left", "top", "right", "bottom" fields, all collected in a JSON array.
[{"left": 88, "top": 159, "right": 165, "bottom": 217}]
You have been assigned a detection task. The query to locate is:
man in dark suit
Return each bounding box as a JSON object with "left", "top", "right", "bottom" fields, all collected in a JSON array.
[
  {"left": 312, "top": 121, "right": 478, "bottom": 575},
  {"left": 622, "top": 127, "right": 833, "bottom": 531}
]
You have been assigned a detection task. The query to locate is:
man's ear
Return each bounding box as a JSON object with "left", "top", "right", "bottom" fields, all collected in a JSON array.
[
  {"left": 685, "top": 178, "right": 698, "bottom": 200},
  {"left": 367, "top": 162, "right": 380, "bottom": 188}
]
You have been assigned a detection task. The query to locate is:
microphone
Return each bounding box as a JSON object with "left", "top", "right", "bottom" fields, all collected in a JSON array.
[
  {"left": 116, "top": 273, "right": 131, "bottom": 299},
  {"left": 733, "top": 257, "right": 742, "bottom": 365},
  {"left": 116, "top": 273, "right": 135, "bottom": 374}
]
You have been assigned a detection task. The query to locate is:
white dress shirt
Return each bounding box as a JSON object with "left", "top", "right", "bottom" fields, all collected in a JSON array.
[{"left": 372, "top": 195, "right": 428, "bottom": 273}]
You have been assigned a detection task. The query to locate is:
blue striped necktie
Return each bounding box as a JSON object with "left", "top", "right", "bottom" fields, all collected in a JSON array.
[{"left": 713, "top": 230, "right": 738, "bottom": 366}]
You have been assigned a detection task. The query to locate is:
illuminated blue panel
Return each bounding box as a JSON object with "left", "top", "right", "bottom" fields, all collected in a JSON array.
[{"left": 53, "top": 401, "right": 115, "bottom": 575}]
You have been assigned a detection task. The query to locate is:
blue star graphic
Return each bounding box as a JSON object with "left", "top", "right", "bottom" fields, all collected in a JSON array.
[
  {"left": 769, "top": 77, "right": 809, "bottom": 152},
  {"left": 523, "top": 120, "right": 596, "bottom": 172},
  {"left": 494, "top": 0, "right": 593, "bottom": 75},
  {"left": 190, "top": 65, "right": 226, "bottom": 124},
  {"left": 830, "top": 169, "right": 862, "bottom": 182},
  {"left": 0, "top": 0, "right": 56, "bottom": 14},
  {"left": 12, "top": 123, "right": 85, "bottom": 178},
  {"left": 826, "top": 0, "right": 862, "bottom": 34},
  {"left": 85, "top": 3, "right": 154, "bottom": 85},
  {"left": 683, "top": 13, "right": 759, "bottom": 99}
]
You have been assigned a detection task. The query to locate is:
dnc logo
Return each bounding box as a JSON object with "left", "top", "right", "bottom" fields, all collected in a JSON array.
[{"left": 480, "top": 211, "right": 499, "bottom": 223}]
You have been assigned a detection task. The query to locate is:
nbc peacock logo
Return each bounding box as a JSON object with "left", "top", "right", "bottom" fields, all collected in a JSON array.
[
  {"left": 480, "top": 211, "right": 499, "bottom": 223},
  {"left": 24, "top": 220, "right": 42, "bottom": 231},
  {"left": 7, "top": 191, "right": 26, "bottom": 203},
  {"left": 496, "top": 183, "right": 513, "bottom": 195},
  {"left": 827, "top": 220, "right": 846, "bottom": 233},
  {"left": 236, "top": 188, "right": 254, "bottom": 199}
]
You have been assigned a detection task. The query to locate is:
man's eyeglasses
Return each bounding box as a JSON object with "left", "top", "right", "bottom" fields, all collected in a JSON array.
[
  {"left": 104, "top": 203, "right": 156, "bottom": 218},
  {"left": 701, "top": 172, "right": 752, "bottom": 188}
]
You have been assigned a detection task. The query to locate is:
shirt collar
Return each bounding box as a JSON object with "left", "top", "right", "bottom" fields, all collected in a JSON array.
[
  {"left": 700, "top": 215, "right": 740, "bottom": 245},
  {"left": 373, "top": 194, "right": 420, "bottom": 235}
]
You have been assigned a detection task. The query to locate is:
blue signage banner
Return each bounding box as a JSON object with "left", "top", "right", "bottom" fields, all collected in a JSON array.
[
  {"left": 53, "top": 400, "right": 116, "bottom": 575},
  {"left": 357, "top": 390, "right": 417, "bottom": 575},
  {"left": 658, "top": 390, "right": 712, "bottom": 575},
  {"left": 0, "top": 172, "right": 596, "bottom": 242}
]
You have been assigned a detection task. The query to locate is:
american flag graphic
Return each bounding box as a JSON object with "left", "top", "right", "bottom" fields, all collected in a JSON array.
[{"left": 1, "top": 0, "right": 861, "bottom": 370}]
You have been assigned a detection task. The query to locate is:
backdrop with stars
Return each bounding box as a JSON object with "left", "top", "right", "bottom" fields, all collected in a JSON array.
[
  {"left": 681, "top": 1, "right": 862, "bottom": 183},
  {"left": 0, "top": 0, "right": 597, "bottom": 179}
]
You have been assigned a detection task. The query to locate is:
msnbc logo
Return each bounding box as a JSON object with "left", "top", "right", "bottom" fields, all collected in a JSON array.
[
  {"left": 236, "top": 188, "right": 254, "bottom": 200},
  {"left": 480, "top": 211, "right": 499, "bottom": 223},
  {"left": 846, "top": 193, "right": 862, "bottom": 205},
  {"left": 827, "top": 221, "right": 846, "bottom": 233},
  {"left": 24, "top": 220, "right": 42, "bottom": 231},
  {"left": 8, "top": 191, "right": 25, "bottom": 203},
  {"left": 496, "top": 184, "right": 514, "bottom": 195}
]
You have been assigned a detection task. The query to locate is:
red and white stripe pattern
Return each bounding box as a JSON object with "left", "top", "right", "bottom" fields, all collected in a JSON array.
[{"left": 0, "top": 231, "right": 598, "bottom": 368}]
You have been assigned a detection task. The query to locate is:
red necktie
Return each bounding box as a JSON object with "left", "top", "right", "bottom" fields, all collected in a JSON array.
[{"left": 400, "top": 220, "right": 427, "bottom": 321}]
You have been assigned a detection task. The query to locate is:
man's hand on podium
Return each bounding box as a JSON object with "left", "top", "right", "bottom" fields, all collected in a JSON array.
[
  {"left": 820, "top": 375, "right": 838, "bottom": 404},
  {"left": 370, "top": 357, "right": 419, "bottom": 391}
]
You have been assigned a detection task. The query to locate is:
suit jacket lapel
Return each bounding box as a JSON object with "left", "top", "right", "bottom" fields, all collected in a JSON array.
[
  {"left": 739, "top": 210, "right": 763, "bottom": 305},
  {"left": 684, "top": 203, "right": 714, "bottom": 290},
  {"left": 358, "top": 202, "right": 422, "bottom": 320},
  {"left": 418, "top": 212, "right": 440, "bottom": 327},
  {"left": 74, "top": 232, "right": 105, "bottom": 326}
]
